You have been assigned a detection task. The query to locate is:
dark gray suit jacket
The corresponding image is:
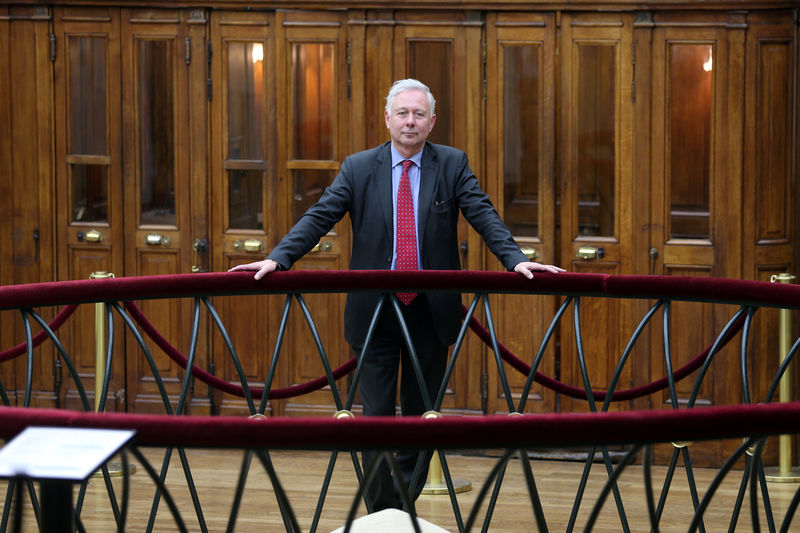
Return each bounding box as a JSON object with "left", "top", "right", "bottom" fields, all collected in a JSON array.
[{"left": 268, "top": 141, "right": 527, "bottom": 347}]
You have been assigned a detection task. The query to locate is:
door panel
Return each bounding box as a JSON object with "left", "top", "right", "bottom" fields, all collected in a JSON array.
[
  {"left": 649, "top": 15, "right": 745, "bottom": 465},
  {"left": 276, "top": 10, "right": 349, "bottom": 417},
  {"left": 211, "top": 10, "right": 281, "bottom": 416},
  {"left": 485, "top": 12, "right": 558, "bottom": 414},
  {"left": 54, "top": 7, "right": 126, "bottom": 411},
  {"left": 0, "top": 6, "right": 59, "bottom": 407},
  {"left": 650, "top": 21, "right": 740, "bottom": 404},
  {"left": 121, "top": 8, "right": 210, "bottom": 414},
  {"left": 743, "top": 15, "right": 796, "bottom": 429},
  {"left": 559, "top": 13, "right": 634, "bottom": 412}
]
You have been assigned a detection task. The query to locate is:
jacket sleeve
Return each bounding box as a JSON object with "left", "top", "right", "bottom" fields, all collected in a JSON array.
[{"left": 267, "top": 157, "right": 354, "bottom": 270}]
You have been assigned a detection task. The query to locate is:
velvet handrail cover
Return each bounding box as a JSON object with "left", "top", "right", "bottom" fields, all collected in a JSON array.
[
  {"left": 1, "top": 271, "right": 797, "bottom": 402},
  {"left": 0, "top": 402, "right": 797, "bottom": 450},
  {"left": 2, "top": 270, "right": 799, "bottom": 310}
]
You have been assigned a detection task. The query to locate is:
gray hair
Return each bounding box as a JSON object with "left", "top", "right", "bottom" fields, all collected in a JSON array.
[{"left": 385, "top": 79, "right": 436, "bottom": 116}]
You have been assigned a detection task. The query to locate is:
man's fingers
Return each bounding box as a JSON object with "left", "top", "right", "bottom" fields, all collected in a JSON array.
[
  {"left": 514, "top": 263, "right": 534, "bottom": 279},
  {"left": 514, "top": 261, "right": 565, "bottom": 279},
  {"left": 228, "top": 262, "right": 258, "bottom": 272}
]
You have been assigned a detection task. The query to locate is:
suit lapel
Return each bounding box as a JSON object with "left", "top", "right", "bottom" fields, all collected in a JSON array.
[
  {"left": 417, "top": 143, "right": 439, "bottom": 258},
  {"left": 375, "top": 143, "right": 394, "bottom": 242}
]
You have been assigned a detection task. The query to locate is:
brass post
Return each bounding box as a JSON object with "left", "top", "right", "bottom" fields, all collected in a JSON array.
[
  {"left": 766, "top": 273, "right": 800, "bottom": 483},
  {"left": 88, "top": 272, "right": 131, "bottom": 478},
  {"left": 89, "top": 271, "right": 114, "bottom": 413},
  {"left": 421, "top": 411, "right": 472, "bottom": 495}
]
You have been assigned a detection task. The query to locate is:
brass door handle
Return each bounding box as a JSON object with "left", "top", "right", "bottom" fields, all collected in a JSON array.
[
  {"left": 192, "top": 238, "right": 208, "bottom": 273},
  {"left": 576, "top": 245, "right": 605, "bottom": 260},
  {"left": 234, "top": 239, "right": 263, "bottom": 253},
  {"left": 146, "top": 233, "right": 171, "bottom": 246},
  {"left": 520, "top": 247, "right": 539, "bottom": 261},
  {"left": 309, "top": 240, "right": 332, "bottom": 253},
  {"left": 82, "top": 229, "right": 103, "bottom": 243}
]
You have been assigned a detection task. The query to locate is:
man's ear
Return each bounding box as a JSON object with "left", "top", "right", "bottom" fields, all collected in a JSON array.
[{"left": 384, "top": 109, "right": 391, "bottom": 128}]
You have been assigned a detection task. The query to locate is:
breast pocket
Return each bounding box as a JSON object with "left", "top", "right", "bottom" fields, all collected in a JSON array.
[
  {"left": 432, "top": 197, "right": 454, "bottom": 215},
  {"left": 428, "top": 197, "right": 457, "bottom": 238}
]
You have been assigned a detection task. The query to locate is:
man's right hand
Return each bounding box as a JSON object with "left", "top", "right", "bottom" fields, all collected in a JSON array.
[{"left": 228, "top": 259, "right": 279, "bottom": 280}]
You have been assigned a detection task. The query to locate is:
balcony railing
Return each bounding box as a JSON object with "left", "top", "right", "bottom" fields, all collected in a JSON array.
[{"left": 0, "top": 270, "right": 799, "bottom": 532}]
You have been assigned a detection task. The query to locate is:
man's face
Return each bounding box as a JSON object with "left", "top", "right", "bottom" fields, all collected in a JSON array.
[{"left": 384, "top": 89, "right": 436, "bottom": 157}]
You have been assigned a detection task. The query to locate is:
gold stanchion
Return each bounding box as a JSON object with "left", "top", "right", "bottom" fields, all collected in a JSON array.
[
  {"left": 421, "top": 411, "right": 471, "bottom": 495},
  {"left": 89, "top": 271, "right": 114, "bottom": 413},
  {"left": 765, "top": 273, "right": 800, "bottom": 483},
  {"left": 88, "top": 271, "right": 132, "bottom": 478}
]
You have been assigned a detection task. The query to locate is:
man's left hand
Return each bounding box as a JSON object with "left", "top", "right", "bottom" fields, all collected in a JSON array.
[{"left": 513, "top": 261, "right": 566, "bottom": 279}]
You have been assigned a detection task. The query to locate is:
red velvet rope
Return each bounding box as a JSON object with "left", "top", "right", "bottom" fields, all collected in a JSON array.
[
  {"left": 464, "top": 308, "right": 746, "bottom": 401},
  {"left": 122, "top": 301, "right": 356, "bottom": 400},
  {"left": 0, "top": 298, "right": 745, "bottom": 404},
  {"left": 124, "top": 295, "right": 741, "bottom": 403},
  {"left": 0, "top": 305, "right": 78, "bottom": 363}
]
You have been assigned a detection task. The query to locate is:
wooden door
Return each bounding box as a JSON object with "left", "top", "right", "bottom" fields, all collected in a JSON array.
[
  {"left": 392, "top": 11, "right": 485, "bottom": 415},
  {"left": 53, "top": 6, "right": 126, "bottom": 411},
  {"left": 558, "top": 13, "right": 636, "bottom": 413},
  {"left": 484, "top": 12, "right": 558, "bottom": 415},
  {"left": 273, "top": 10, "right": 350, "bottom": 417},
  {"left": 209, "top": 10, "right": 281, "bottom": 416},
  {"left": 211, "top": 10, "right": 350, "bottom": 418},
  {"left": 0, "top": 6, "right": 58, "bottom": 407},
  {"left": 121, "top": 8, "right": 210, "bottom": 414},
  {"left": 741, "top": 11, "right": 798, "bottom": 468},
  {"left": 742, "top": 12, "right": 797, "bottom": 410},
  {"left": 648, "top": 13, "right": 745, "bottom": 464}
]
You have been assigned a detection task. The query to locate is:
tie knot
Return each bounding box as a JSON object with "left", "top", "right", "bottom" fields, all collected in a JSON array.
[{"left": 401, "top": 160, "right": 413, "bottom": 173}]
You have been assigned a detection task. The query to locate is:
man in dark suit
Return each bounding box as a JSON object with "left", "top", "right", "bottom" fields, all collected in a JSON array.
[{"left": 230, "top": 79, "right": 564, "bottom": 511}]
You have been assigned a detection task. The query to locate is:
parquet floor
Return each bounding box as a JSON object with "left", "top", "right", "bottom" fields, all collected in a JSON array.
[{"left": 2, "top": 447, "right": 799, "bottom": 532}]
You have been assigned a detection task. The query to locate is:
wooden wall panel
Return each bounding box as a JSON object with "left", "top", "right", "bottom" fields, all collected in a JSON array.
[
  {"left": 742, "top": 12, "right": 797, "bottom": 470},
  {"left": 0, "top": 7, "right": 57, "bottom": 407}
]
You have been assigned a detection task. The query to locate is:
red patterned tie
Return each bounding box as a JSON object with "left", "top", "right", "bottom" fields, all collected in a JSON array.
[{"left": 396, "top": 160, "right": 417, "bottom": 305}]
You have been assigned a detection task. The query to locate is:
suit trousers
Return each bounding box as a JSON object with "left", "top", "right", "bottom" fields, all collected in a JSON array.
[{"left": 354, "top": 294, "right": 448, "bottom": 512}]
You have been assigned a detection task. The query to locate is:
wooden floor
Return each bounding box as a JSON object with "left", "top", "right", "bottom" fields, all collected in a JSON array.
[{"left": 2, "top": 446, "right": 799, "bottom": 532}]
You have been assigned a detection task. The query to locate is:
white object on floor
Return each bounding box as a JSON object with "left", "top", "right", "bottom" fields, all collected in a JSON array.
[{"left": 330, "top": 508, "right": 451, "bottom": 533}]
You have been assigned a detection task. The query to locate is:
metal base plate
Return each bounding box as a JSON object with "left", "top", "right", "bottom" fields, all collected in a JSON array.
[
  {"left": 422, "top": 478, "right": 472, "bottom": 495},
  {"left": 765, "top": 466, "right": 800, "bottom": 483}
]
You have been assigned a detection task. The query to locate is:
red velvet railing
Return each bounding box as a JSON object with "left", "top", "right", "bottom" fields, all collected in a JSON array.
[
  {"left": 1, "top": 271, "right": 794, "bottom": 402},
  {"left": 2, "top": 270, "right": 799, "bottom": 310},
  {"left": 0, "top": 402, "right": 798, "bottom": 450}
]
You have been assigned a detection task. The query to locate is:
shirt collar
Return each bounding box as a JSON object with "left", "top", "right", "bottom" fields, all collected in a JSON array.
[{"left": 390, "top": 144, "right": 423, "bottom": 169}]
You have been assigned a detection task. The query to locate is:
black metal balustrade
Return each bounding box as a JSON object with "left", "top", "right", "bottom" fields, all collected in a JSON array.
[{"left": 0, "top": 270, "right": 798, "bottom": 532}]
